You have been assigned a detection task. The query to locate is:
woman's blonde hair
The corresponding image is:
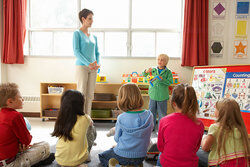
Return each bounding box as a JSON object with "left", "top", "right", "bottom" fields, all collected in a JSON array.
[
  {"left": 157, "top": 54, "right": 169, "bottom": 66},
  {"left": 117, "top": 83, "right": 143, "bottom": 111},
  {"left": 0, "top": 83, "right": 19, "bottom": 107},
  {"left": 215, "top": 98, "right": 250, "bottom": 163}
]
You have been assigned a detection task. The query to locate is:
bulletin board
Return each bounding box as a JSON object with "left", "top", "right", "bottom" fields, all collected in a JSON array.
[{"left": 191, "top": 65, "right": 250, "bottom": 135}]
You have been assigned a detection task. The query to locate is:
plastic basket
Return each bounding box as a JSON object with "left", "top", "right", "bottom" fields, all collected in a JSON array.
[{"left": 48, "top": 87, "right": 64, "bottom": 94}]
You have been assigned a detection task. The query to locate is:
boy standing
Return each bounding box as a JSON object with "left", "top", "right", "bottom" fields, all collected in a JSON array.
[
  {"left": 0, "top": 83, "right": 54, "bottom": 166},
  {"left": 143, "top": 54, "right": 173, "bottom": 131}
]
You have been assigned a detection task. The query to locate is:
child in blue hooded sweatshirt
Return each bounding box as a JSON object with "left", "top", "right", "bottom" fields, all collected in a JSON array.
[{"left": 99, "top": 83, "right": 154, "bottom": 167}]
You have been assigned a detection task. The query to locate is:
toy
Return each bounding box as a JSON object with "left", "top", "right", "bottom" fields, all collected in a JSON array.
[
  {"left": 146, "top": 138, "right": 159, "bottom": 161},
  {"left": 121, "top": 71, "right": 179, "bottom": 85},
  {"left": 131, "top": 72, "right": 138, "bottom": 83},
  {"left": 149, "top": 75, "right": 163, "bottom": 87},
  {"left": 96, "top": 69, "right": 107, "bottom": 82},
  {"left": 127, "top": 74, "right": 132, "bottom": 83},
  {"left": 96, "top": 69, "right": 100, "bottom": 82},
  {"left": 122, "top": 74, "right": 127, "bottom": 83},
  {"left": 172, "top": 72, "right": 180, "bottom": 84},
  {"left": 138, "top": 74, "right": 144, "bottom": 83},
  {"left": 99, "top": 75, "right": 106, "bottom": 82}
]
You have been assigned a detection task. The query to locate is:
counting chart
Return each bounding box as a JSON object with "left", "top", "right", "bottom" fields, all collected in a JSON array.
[{"left": 191, "top": 65, "right": 250, "bottom": 135}]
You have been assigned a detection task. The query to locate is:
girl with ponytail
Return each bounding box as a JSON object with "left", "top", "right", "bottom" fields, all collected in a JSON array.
[{"left": 157, "top": 84, "right": 204, "bottom": 167}]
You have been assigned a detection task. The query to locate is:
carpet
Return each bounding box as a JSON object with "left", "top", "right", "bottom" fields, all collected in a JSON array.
[{"left": 29, "top": 119, "right": 156, "bottom": 167}]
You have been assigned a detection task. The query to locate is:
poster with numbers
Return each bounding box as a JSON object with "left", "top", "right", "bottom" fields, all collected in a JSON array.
[
  {"left": 222, "top": 72, "right": 250, "bottom": 112},
  {"left": 191, "top": 65, "right": 250, "bottom": 135}
]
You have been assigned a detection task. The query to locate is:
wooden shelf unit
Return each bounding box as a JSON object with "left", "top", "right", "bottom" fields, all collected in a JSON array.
[
  {"left": 91, "top": 83, "right": 122, "bottom": 120},
  {"left": 40, "top": 82, "right": 170, "bottom": 121},
  {"left": 40, "top": 83, "right": 77, "bottom": 120},
  {"left": 92, "top": 83, "right": 152, "bottom": 120}
]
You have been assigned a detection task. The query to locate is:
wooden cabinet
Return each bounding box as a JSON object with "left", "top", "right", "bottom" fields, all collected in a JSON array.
[
  {"left": 40, "top": 83, "right": 77, "bottom": 121},
  {"left": 40, "top": 82, "right": 174, "bottom": 121},
  {"left": 92, "top": 83, "right": 152, "bottom": 120},
  {"left": 91, "top": 83, "right": 122, "bottom": 120}
]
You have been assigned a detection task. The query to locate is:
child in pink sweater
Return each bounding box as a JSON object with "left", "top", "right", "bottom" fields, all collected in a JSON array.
[{"left": 157, "top": 84, "right": 204, "bottom": 167}]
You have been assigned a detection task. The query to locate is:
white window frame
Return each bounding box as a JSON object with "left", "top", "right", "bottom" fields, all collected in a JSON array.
[{"left": 25, "top": 0, "right": 184, "bottom": 58}]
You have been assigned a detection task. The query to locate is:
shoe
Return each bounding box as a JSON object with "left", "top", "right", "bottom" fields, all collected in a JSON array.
[
  {"left": 107, "top": 127, "right": 116, "bottom": 137},
  {"left": 31, "top": 153, "right": 55, "bottom": 167},
  {"left": 109, "top": 158, "right": 119, "bottom": 167},
  {"left": 85, "top": 154, "right": 91, "bottom": 163}
]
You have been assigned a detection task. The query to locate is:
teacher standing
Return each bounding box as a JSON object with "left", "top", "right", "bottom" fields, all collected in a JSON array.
[{"left": 73, "top": 8, "right": 100, "bottom": 115}]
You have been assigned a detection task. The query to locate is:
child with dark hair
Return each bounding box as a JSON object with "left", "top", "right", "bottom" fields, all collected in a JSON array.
[
  {"left": 200, "top": 98, "right": 249, "bottom": 167},
  {"left": 51, "top": 89, "right": 96, "bottom": 167},
  {"left": 99, "top": 83, "right": 154, "bottom": 167},
  {"left": 157, "top": 84, "right": 204, "bottom": 167},
  {"left": 0, "top": 83, "right": 54, "bottom": 167}
]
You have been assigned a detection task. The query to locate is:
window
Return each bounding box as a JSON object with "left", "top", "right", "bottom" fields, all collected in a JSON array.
[{"left": 24, "top": 0, "right": 184, "bottom": 57}]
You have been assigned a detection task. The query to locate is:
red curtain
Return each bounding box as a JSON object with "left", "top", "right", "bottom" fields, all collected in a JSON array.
[
  {"left": 181, "top": 0, "right": 208, "bottom": 67},
  {"left": 2, "top": 0, "right": 27, "bottom": 64}
]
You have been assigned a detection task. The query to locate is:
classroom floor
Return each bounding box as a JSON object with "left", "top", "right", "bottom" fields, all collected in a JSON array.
[{"left": 27, "top": 118, "right": 157, "bottom": 167}]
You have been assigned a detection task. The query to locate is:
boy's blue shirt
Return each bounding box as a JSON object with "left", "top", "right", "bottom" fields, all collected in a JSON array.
[
  {"left": 158, "top": 68, "right": 164, "bottom": 74},
  {"left": 73, "top": 30, "right": 100, "bottom": 66},
  {"left": 142, "top": 66, "right": 173, "bottom": 101},
  {"left": 113, "top": 110, "right": 154, "bottom": 158}
]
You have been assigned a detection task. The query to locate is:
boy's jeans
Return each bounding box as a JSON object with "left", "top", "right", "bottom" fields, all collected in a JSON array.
[
  {"left": 156, "top": 152, "right": 162, "bottom": 167},
  {"left": 149, "top": 99, "right": 168, "bottom": 130},
  {"left": 98, "top": 148, "right": 144, "bottom": 167}
]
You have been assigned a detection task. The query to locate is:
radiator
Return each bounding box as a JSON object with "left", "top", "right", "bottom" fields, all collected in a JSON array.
[{"left": 19, "top": 95, "right": 40, "bottom": 113}]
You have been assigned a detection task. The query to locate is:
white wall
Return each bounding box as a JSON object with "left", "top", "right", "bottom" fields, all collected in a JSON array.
[
  {"left": 6, "top": 57, "right": 192, "bottom": 95},
  {"left": 1, "top": 0, "right": 250, "bottom": 97}
]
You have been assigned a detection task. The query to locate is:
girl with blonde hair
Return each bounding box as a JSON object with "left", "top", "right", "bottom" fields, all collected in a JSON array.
[
  {"left": 201, "top": 98, "right": 250, "bottom": 166},
  {"left": 99, "top": 83, "right": 154, "bottom": 167}
]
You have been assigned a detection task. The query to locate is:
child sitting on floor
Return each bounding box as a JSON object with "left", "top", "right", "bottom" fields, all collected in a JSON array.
[
  {"left": 0, "top": 83, "right": 54, "bottom": 167},
  {"left": 200, "top": 98, "right": 250, "bottom": 167},
  {"left": 99, "top": 83, "right": 154, "bottom": 167},
  {"left": 51, "top": 89, "right": 96, "bottom": 167},
  {"left": 157, "top": 84, "right": 204, "bottom": 167}
]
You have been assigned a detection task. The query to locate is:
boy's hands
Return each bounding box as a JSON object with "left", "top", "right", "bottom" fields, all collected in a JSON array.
[
  {"left": 19, "top": 143, "right": 30, "bottom": 152},
  {"left": 145, "top": 68, "right": 152, "bottom": 73}
]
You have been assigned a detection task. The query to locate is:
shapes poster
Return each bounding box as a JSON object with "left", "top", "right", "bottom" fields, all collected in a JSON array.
[
  {"left": 213, "top": 2, "right": 226, "bottom": 19},
  {"left": 211, "top": 41, "right": 223, "bottom": 57},
  {"left": 236, "top": 1, "right": 250, "bottom": 18},
  {"left": 233, "top": 40, "right": 248, "bottom": 58},
  {"left": 235, "top": 20, "right": 248, "bottom": 37},
  {"left": 192, "top": 68, "right": 227, "bottom": 119},
  {"left": 222, "top": 72, "right": 250, "bottom": 113}
]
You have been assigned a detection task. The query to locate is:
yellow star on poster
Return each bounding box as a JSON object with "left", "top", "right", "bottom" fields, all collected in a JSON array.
[{"left": 235, "top": 42, "right": 246, "bottom": 54}]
